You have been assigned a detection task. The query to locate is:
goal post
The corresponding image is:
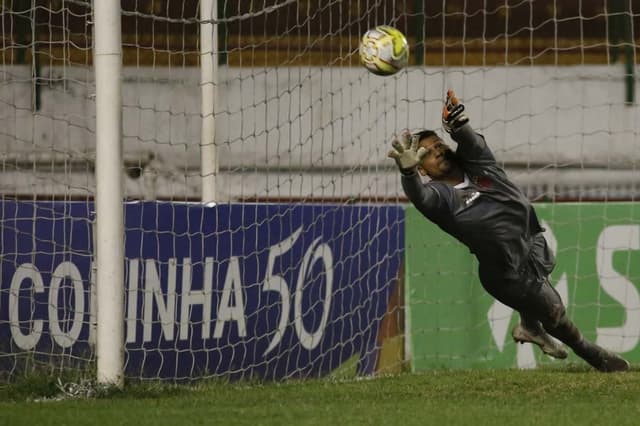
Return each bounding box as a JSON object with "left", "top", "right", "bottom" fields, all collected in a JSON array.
[
  {"left": 93, "top": 0, "right": 124, "bottom": 387},
  {"left": 199, "top": 0, "right": 218, "bottom": 203}
]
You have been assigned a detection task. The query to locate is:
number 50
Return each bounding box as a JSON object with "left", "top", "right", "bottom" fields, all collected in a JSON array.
[{"left": 262, "top": 228, "right": 334, "bottom": 356}]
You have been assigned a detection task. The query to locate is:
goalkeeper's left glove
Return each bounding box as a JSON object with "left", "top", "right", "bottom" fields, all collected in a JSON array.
[
  {"left": 387, "top": 130, "right": 427, "bottom": 175},
  {"left": 442, "top": 89, "right": 469, "bottom": 134}
]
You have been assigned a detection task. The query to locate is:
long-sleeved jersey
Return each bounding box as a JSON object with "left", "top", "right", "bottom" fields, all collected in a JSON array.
[{"left": 402, "top": 124, "right": 553, "bottom": 288}]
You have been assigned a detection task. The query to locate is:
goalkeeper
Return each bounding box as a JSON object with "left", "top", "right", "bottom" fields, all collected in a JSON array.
[{"left": 388, "top": 89, "right": 629, "bottom": 372}]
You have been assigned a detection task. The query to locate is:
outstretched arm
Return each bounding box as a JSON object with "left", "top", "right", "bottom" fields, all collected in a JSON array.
[
  {"left": 400, "top": 171, "right": 441, "bottom": 214},
  {"left": 442, "top": 90, "right": 495, "bottom": 164}
]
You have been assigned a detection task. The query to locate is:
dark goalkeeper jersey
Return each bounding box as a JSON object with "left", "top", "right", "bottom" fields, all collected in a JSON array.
[{"left": 401, "top": 124, "right": 554, "bottom": 287}]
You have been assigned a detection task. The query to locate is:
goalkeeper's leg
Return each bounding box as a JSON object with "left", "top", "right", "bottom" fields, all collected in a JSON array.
[
  {"left": 524, "top": 279, "right": 630, "bottom": 372},
  {"left": 545, "top": 315, "right": 630, "bottom": 372}
]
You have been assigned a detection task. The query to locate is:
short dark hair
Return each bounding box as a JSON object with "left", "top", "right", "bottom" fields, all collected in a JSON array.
[{"left": 412, "top": 129, "right": 438, "bottom": 142}]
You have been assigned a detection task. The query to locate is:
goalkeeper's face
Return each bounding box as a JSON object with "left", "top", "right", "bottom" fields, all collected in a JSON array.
[{"left": 417, "top": 135, "right": 455, "bottom": 179}]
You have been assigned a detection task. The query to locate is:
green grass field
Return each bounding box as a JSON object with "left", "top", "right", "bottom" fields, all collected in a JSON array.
[{"left": 2, "top": 367, "right": 640, "bottom": 426}]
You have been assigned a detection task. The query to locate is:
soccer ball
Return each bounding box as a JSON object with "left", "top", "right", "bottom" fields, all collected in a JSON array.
[{"left": 359, "top": 25, "right": 409, "bottom": 76}]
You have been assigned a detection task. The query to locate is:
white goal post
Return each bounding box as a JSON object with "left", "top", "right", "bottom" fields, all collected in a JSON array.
[
  {"left": 93, "top": 0, "right": 125, "bottom": 388},
  {"left": 199, "top": 0, "right": 218, "bottom": 203}
]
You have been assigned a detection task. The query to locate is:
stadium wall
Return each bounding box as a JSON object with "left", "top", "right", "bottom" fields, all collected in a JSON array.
[{"left": 2, "top": 65, "right": 639, "bottom": 200}]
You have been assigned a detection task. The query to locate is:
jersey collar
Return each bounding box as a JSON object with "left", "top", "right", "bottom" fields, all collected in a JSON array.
[{"left": 454, "top": 174, "right": 471, "bottom": 189}]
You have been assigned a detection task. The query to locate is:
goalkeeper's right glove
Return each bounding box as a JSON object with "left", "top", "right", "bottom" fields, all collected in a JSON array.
[
  {"left": 442, "top": 89, "right": 469, "bottom": 134},
  {"left": 387, "top": 130, "right": 427, "bottom": 175}
]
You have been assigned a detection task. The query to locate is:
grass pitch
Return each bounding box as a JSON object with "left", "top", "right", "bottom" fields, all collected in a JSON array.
[{"left": 2, "top": 366, "right": 640, "bottom": 426}]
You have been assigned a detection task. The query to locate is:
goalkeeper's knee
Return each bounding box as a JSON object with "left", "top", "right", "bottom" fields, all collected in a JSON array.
[
  {"left": 545, "top": 316, "right": 583, "bottom": 348},
  {"left": 532, "top": 279, "right": 566, "bottom": 330}
]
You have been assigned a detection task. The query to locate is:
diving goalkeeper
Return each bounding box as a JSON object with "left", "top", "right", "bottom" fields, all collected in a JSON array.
[{"left": 388, "top": 89, "right": 629, "bottom": 372}]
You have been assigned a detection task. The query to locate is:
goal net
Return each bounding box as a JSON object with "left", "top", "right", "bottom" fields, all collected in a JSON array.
[
  {"left": 1, "top": 0, "right": 406, "bottom": 382},
  {"left": 1, "top": 0, "right": 639, "bottom": 382}
]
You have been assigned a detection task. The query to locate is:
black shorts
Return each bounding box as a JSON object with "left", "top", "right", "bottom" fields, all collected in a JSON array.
[{"left": 479, "top": 233, "right": 565, "bottom": 325}]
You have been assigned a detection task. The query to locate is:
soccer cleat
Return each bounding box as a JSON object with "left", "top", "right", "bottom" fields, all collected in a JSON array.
[
  {"left": 578, "top": 343, "right": 630, "bottom": 372},
  {"left": 512, "top": 323, "right": 569, "bottom": 359},
  {"left": 595, "top": 351, "right": 631, "bottom": 372}
]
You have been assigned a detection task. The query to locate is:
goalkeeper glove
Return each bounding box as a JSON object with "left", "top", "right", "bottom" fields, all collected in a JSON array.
[
  {"left": 442, "top": 89, "right": 469, "bottom": 134},
  {"left": 387, "top": 130, "right": 427, "bottom": 175}
]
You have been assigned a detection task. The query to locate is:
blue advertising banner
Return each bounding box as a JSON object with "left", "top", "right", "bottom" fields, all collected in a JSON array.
[{"left": 0, "top": 201, "right": 404, "bottom": 380}]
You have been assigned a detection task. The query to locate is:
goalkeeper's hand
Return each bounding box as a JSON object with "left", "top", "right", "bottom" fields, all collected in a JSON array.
[
  {"left": 442, "top": 89, "right": 469, "bottom": 134},
  {"left": 387, "top": 130, "right": 427, "bottom": 174}
]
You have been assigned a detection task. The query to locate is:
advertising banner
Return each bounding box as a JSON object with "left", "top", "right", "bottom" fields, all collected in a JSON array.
[
  {"left": 0, "top": 201, "right": 404, "bottom": 380},
  {"left": 406, "top": 203, "right": 640, "bottom": 370}
]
